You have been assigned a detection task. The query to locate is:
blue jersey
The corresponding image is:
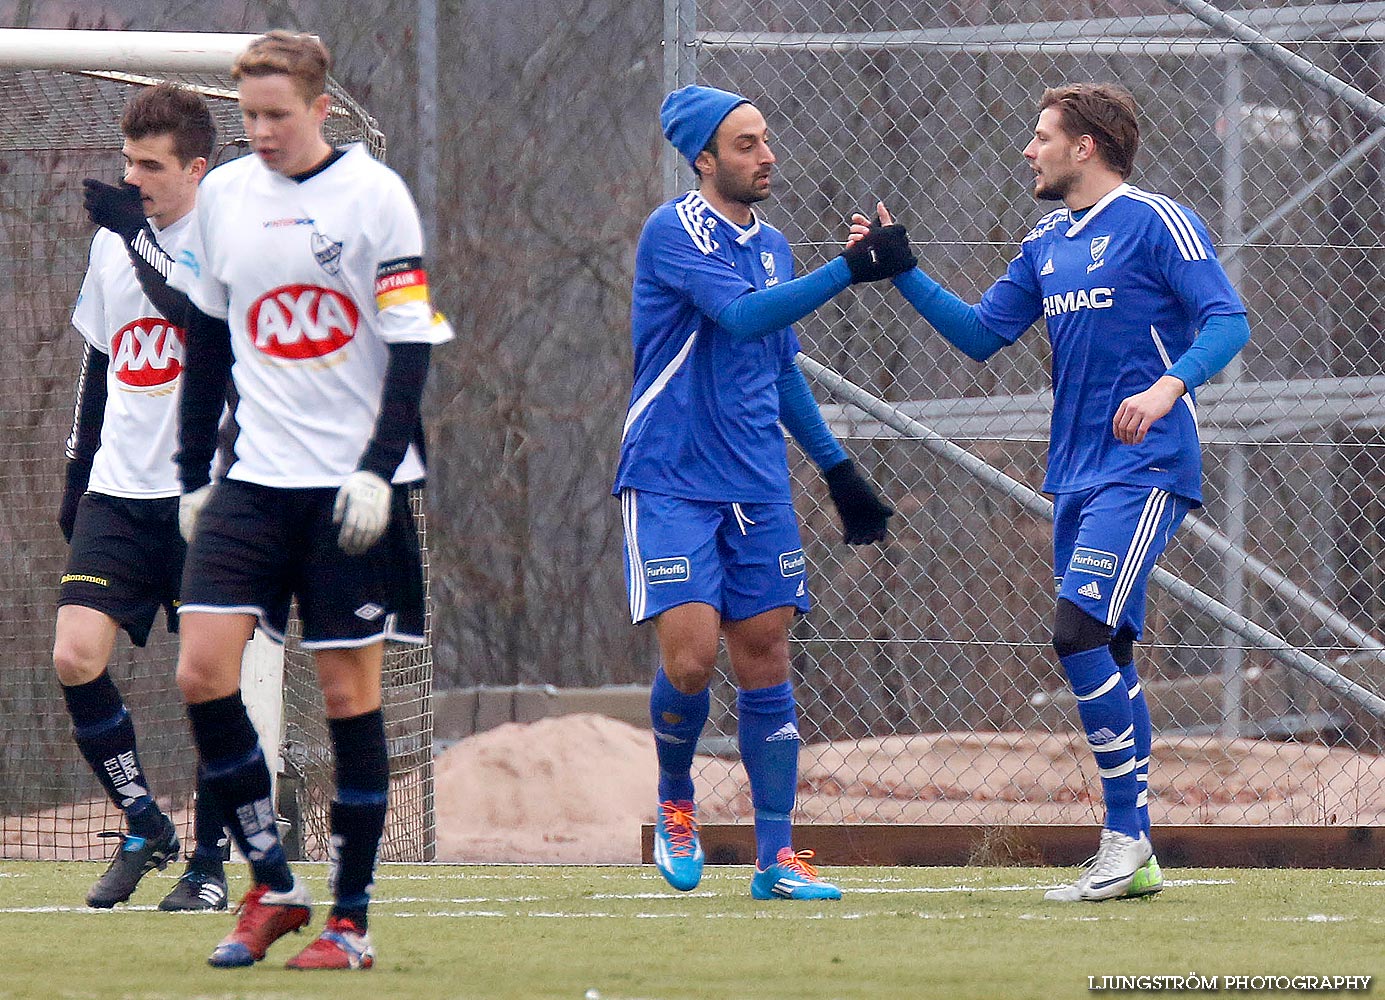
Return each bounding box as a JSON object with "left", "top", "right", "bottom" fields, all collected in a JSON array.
[
  {"left": 615, "top": 191, "right": 801, "bottom": 503},
  {"left": 975, "top": 183, "right": 1245, "bottom": 504}
]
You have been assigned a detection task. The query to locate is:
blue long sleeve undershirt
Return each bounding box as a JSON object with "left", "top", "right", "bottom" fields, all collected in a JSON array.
[
  {"left": 777, "top": 361, "right": 848, "bottom": 472},
  {"left": 715, "top": 256, "right": 852, "bottom": 342},
  {"left": 892, "top": 267, "right": 1007, "bottom": 362},
  {"left": 1163, "top": 312, "right": 1251, "bottom": 391},
  {"left": 893, "top": 267, "right": 1250, "bottom": 390}
]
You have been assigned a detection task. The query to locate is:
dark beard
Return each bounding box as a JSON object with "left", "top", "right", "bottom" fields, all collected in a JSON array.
[
  {"left": 721, "top": 175, "right": 770, "bottom": 206},
  {"left": 1034, "top": 172, "right": 1073, "bottom": 202}
]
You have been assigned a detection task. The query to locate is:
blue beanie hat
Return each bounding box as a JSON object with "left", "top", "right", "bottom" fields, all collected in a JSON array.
[{"left": 660, "top": 85, "right": 750, "bottom": 168}]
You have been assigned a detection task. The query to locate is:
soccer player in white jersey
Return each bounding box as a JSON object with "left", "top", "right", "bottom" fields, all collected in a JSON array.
[
  {"left": 168, "top": 31, "right": 453, "bottom": 971},
  {"left": 855, "top": 83, "right": 1250, "bottom": 900},
  {"left": 54, "top": 83, "right": 231, "bottom": 912},
  {"left": 618, "top": 85, "right": 912, "bottom": 901}
]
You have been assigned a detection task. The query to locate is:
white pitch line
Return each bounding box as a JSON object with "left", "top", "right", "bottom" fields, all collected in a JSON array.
[
  {"left": 1165, "top": 879, "right": 1236, "bottom": 886},
  {"left": 848, "top": 884, "right": 1052, "bottom": 894},
  {"left": 0, "top": 905, "right": 216, "bottom": 914},
  {"left": 391, "top": 909, "right": 879, "bottom": 920},
  {"left": 384, "top": 896, "right": 546, "bottom": 904},
  {"left": 587, "top": 892, "right": 718, "bottom": 900}
]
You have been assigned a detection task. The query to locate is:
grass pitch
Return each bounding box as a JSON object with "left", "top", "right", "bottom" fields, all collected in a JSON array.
[{"left": 1, "top": 861, "right": 1381, "bottom": 1000}]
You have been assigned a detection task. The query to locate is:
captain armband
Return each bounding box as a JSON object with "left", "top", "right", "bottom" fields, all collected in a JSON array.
[{"left": 374, "top": 256, "right": 432, "bottom": 311}]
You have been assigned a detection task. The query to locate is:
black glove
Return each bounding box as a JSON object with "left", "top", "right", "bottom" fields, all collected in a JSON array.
[
  {"left": 824, "top": 458, "right": 894, "bottom": 545},
  {"left": 82, "top": 179, "right": 146, "bottom": 240},
  {"left": 59, "top": 460, "right": 90, "bottom": 543},
  {"left": 839, "top": 223, "right": 916, "bottom": 284}
]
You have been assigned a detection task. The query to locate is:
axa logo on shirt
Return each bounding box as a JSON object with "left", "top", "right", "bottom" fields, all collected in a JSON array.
[
  {"left": 111, "top": 318, "right": 183, "bottom": 388},
  {"left": 1043, "top": 286, "right": 1114, "bottom": 318},
  {"left": 248, "top": 284, "right": 359, "bottom": 360},
  {"left": 644, "top": 557, "right": 690, "bottom": 585}
]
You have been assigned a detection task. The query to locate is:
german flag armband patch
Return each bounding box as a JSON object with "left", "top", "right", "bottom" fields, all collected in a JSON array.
[{"left": 375, "top": 256, "right": 430, "bottom": 310}]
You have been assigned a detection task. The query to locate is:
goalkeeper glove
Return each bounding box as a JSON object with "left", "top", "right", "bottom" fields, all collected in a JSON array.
[
  {"left": 333, "top": 470, "right": 392, "bottom": 555},
  {"left": 82, "top": 179, "right": 146, "bottom": 241},
  {"left": 824, "top": 458, "right": 894, "bottom": 545},
  {"left": 179, "top": 483, "right": 214, "bottom": 543},
  {"left": 839, "top": 223, "right": 916, "bottom": 284}
]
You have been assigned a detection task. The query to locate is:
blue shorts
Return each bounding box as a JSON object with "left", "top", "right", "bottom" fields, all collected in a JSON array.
[
  {"left": 619, "top": 488, "right": 811, "bottom": 625},
  {"left": 1053, "top": 484, "right": 1191, "bottom": 640}
]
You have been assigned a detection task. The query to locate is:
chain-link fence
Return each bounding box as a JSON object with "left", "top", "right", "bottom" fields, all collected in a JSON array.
[{"left": 675, "top": 1, "right": 1385, "bottom": 829}]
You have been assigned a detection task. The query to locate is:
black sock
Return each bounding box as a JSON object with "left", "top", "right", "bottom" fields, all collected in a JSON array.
[
  {"left": 63, "top": 672, "right": 164, "bottom": 836},
  {"left": 187, "top": 694, "right": 292, "bottom": 892},
  {"left": 328, "top": 709, "right": 389, "bottom": 926},
  {"left": 189, "top": 768, "right": 228, "bottom": 874}
]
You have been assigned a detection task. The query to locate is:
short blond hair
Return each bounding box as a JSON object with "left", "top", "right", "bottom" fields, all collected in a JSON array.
[{"left": 232, "top": 30, "right": 330, "bottom": 102}]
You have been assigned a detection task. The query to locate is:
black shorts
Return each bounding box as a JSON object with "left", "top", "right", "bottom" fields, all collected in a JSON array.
[
  {"left": 58, "top": 492, "right": 185, "bottom": 647},
  {"left": 180, "top": 479, "right": 426, "bottom": 648}
]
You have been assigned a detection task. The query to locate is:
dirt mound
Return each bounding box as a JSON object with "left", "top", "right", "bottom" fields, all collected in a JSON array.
[
  {"left": 434, "top": 713, "right": 656, "bottom": 863},
  {"left": 432, "top": 719, "right": 1385, "bottom": 862}
]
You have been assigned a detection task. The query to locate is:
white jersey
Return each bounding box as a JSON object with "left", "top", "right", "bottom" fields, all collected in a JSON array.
[
  {"left": 169, "top": 142, "right": 454, "bottom": 488},
  {"left": 71, "top": 216, "right": 192, "bottom": 498}
]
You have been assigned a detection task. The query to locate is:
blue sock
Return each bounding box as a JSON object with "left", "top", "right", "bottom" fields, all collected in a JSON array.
[
  {"left": 1060, "top": 647, "right": 1141, "bottom": 839},
  {"left": 737, "top": 682, "right": 799, "bottom": 869},
  {"left": 649, "top": 668, "right": 709, "bottom": 803},
  {"left": 1118, "top": 660, "right": 1153, "bottom": 838}
]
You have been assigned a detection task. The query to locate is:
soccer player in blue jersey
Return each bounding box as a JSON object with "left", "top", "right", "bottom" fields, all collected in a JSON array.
[
  {"left": 857, "top": 83, "right": 1251, "bottom": 900},
  {"left": 618, "top": 85, "right": 913, "bottom": 900}
]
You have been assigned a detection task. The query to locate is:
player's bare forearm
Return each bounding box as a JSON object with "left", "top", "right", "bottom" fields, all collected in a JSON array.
[{"left": 1113, "top": 375, "right": 1186, "bottom": 445}]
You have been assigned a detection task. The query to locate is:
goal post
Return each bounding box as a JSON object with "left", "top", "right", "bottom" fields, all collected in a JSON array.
[
  {"left": 0, "top": 29, "right": 259, "bottom": 73},
  {"left": 0, "top": 28, "right": 432, "bottom": 863}
]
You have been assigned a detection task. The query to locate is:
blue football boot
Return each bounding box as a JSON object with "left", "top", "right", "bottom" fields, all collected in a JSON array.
[
  {"left": 750, "top": 848, "right": 842, "bottom": 901},
  {"left": 653, "top": 800, "right": 703, "bottom": 891}
]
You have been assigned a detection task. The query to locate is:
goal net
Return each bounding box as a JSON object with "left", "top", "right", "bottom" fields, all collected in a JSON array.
[{"left": 0, "top": 31, "right": 433, "bottom": 863}]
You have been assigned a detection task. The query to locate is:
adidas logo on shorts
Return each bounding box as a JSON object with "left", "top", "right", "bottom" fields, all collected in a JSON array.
[{"left": 1077, "top": 580, "right": 1102, "bottom": 601}]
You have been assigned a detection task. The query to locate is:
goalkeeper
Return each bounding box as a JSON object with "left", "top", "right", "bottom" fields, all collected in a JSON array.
[
  {"left": 54, "top": 83, "right": 229, "bottom": 913},
  {"left": 616, "top": 85, "right": 909, "bottom": 901}
]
